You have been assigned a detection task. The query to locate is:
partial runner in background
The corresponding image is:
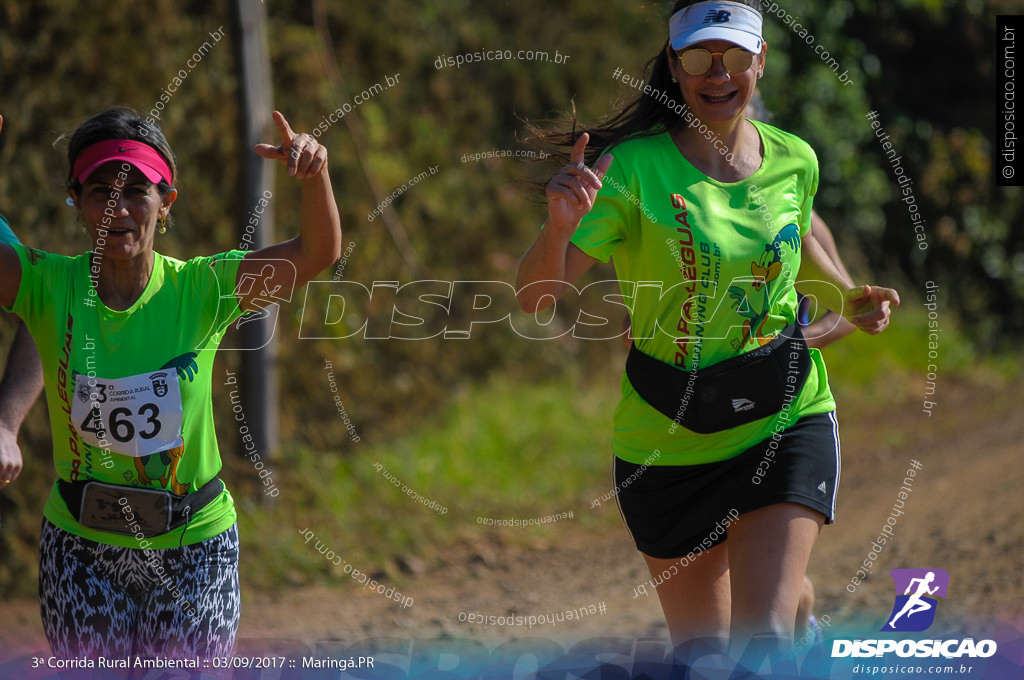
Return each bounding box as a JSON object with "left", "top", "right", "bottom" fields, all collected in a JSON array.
[{"left": 0, "top": 203, "right": 44, "bottom": 492}]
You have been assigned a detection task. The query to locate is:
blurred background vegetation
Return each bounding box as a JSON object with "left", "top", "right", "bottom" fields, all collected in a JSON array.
[{"left": 0, "top": 0, "right": 1019, "bottom": 596}]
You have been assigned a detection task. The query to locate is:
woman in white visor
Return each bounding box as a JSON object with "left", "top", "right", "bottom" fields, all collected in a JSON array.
[{"left": 518, "top": 0, "right": 898, "bottom": 665}]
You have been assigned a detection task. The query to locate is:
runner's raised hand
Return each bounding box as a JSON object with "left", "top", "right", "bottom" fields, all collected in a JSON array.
[
  {"left": 545, "top": 132, "right": 614, "bottom": 232},
  {"left": 254, "top": 111, "right": 327, "bottom": 179}
]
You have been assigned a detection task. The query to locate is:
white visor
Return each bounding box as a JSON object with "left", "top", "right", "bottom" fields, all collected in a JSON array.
[{"left": 670, "top": 1, "right": 764, "bottom": 53}]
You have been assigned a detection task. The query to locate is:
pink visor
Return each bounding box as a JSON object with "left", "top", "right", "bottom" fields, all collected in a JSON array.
[{"left": 72, "top": 139, "right": 174, "bottom": 185}]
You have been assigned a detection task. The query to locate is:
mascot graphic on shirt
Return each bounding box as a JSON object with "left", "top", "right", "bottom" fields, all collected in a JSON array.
[
  {"left": 134, "top": 444, "right": 190, "bottom": 495},
  {"left": 728, "top": 223, "right": 801, "bottom": 347},
  {"left": 132, "top": 351, "right": 200, "bottom": 495}
]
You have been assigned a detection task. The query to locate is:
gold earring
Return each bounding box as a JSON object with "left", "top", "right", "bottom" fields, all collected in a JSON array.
[
  {"left": 159, "top": 215, "right": 168, "bottom": 234},
  {"left": 78, "top": 214, "right": 87, "bottom": 233}
]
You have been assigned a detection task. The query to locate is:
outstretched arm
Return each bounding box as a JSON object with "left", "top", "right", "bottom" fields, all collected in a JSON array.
[
  {"left": 802, "top": 212, "right": 856, "bottom": 348},
  {"left": 0, "top": 320, "right": 43, "bottom": 489},
  {"left": 797, "top": 229, "right": 899, "bottom": 335},
  {"left": 235, "top": 111, "right": 342, "bottom": 313},
  {"left": 809, "top": 211, "right": 853, "bottom": 283},
  {"left": 0, "top": 113, "right": 40, "bottom": 490},
  {"left": 0, "top": 117, "right": 23, "bottom": 311}
]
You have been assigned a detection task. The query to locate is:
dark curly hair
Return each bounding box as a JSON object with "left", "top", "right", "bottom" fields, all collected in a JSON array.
[{"left": 64, "top": 106, "right": 177, "bottom": 197}]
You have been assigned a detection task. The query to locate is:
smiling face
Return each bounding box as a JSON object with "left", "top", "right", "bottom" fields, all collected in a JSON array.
[
  {"left": 72, "top": 162, "right": 176, "bottom": 260},
  {"left": 668, "top": 38, "right": 765, "bottom": 126}
]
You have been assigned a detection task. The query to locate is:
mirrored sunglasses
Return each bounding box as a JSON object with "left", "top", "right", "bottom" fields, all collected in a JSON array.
[{"left": 678, "top": 47, "right": 755, "bottom": 76}]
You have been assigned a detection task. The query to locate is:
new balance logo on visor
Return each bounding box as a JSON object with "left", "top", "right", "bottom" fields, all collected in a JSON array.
[
  {"left": 731, "top": 398, "right": 755, "bottom": 412},
  {"left": 704, "top": 9, "right": 731, "bottom": 24}
]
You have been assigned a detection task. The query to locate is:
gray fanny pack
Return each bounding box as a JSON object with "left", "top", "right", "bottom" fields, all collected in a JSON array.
[{"left": 58, "top": 477, "right": 223, "bottom": 538}]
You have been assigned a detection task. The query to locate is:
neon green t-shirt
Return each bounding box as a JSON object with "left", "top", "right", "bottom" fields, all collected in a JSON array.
[
  {"left": 7, "top": 244, "right": 246, "bottom": 548},
  {"left": 571, "top": 121, "right": 836, "bottom": 465}
]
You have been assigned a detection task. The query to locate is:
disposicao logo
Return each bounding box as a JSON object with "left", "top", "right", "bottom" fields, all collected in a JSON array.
[
  {"left": 882, "top": 568, "right": 949, "bottom": 632},
  {"left": 832, "top": 568, "right": 998, "bottom": 659}
]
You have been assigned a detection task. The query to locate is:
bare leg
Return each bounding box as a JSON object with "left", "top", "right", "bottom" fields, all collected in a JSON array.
[
  {"left": 638, "top": 502, "right": 824, "bottom": 673},
  {"left": 642, "top": 541, "right": 731, "bottom": 652},
  {"left": 726, "top": 503, "right": 825, "bottom": 668}
]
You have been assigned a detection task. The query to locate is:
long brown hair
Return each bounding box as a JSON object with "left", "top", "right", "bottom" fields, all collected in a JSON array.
[{"left": 525, "top": 0, "right": 763, "bottom": 169}]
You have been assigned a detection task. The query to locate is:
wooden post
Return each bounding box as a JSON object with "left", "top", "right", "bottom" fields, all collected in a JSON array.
[{"left": 233, "top": 0, "right": 278, "bottom": 502}]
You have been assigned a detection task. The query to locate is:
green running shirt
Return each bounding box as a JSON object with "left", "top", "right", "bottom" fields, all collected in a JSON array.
[
  {"left": 6, "top": 244, "right": 246, "bottom": 548},
  {"left": 571, "top": 121, "right": 836, "bottom": 465}
]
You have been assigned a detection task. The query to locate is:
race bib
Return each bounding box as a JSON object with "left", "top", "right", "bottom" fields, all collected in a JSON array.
[{"left": 70, "top": 371, "right": 184, "bottom": 458}]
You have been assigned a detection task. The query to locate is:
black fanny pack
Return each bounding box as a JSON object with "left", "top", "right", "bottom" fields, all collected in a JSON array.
[
  {"left": 58, "top": 477, "right": 224, "bottom": 538},
  {"left": 626, "top": 324, "right": 811, "bottom": 434}
]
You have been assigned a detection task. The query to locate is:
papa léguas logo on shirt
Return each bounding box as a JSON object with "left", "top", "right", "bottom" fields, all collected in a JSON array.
[{"left": 881, "top": 568, "right": 950, "bottom": 632}]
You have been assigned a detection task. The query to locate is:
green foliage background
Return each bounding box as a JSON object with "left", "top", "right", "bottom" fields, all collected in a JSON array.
[{"left": 0, "top": 0, "right": 1018, "bottom": 595}]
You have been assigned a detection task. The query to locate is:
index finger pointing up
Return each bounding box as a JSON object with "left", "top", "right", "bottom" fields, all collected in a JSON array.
[
  {"left": 570, "top": 132, "right": 590, "bottom": 167},
  {"left": 272, "top": 110, "right": 295, "bottom": 146}
]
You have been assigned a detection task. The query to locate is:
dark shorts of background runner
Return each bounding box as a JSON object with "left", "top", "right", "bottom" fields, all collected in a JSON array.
[{"left": 613, "top": 412, "right": 840, "bottom": 560}]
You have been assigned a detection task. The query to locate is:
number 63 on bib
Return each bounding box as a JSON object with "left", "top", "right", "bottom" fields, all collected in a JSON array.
[{"left": 70, "top": 370, "right": 184, "bottom": 458}]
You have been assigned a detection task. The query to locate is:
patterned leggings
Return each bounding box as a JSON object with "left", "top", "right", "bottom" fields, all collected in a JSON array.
[{"left": 38, "top": 519, "right": 240, "bottom": 660}]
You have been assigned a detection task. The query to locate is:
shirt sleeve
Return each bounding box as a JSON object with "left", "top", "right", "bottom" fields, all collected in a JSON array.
[
  {"left": 0, "top": 215, "right": 20, "bottom": 246},
  {"left": 798, "top": 144, "right": 819, "bottom": 239},
  {"left": 5, "top": 244, "right": 58, "bottom": 322},
  {"left": 569, "top": 152, "right": 636, "bottom": 263},
  {"left": 187, "top": 250, "right": 248, "bottom": 348}
]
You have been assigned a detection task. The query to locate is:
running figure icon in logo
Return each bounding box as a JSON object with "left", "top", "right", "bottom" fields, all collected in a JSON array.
[{"left": 881, "top": 568, "right": 950, "bottom": 632}]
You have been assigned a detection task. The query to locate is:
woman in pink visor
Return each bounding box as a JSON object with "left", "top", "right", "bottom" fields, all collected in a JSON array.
[
  {"left": 0, "top": 107, "right": 340, "bottom": 662},
  {"left": 518, "top": 0, "right": 898, "bottom": 666}
]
